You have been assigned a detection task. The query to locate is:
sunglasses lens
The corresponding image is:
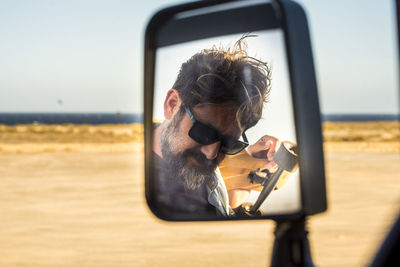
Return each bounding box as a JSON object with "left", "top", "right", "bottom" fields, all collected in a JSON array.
[
  {"left": 221, "top": 136, "right": 248, "bottom": 155},
  {"left": 188, "top": 122, "right": 220, "bottom": 145},
  {"left": 185, "top": 108, "right": 248, "bottom": 155}
]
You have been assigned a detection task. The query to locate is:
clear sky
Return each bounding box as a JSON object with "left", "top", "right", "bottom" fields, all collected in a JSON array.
[{"left": 0, "top": 0, "right": 398, "bottom": 114}]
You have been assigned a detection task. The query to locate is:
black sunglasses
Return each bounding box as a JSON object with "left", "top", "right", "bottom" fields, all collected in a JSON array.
[{"left": 184, "top": 106, "right": 249, "bottom": 155}]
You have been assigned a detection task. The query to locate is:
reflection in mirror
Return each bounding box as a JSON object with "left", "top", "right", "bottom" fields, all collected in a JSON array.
[{"left": 151, "top": 31, "right": 300, "bottom": 219}]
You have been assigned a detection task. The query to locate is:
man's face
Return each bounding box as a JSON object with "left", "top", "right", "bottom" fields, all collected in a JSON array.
[{"left": 161, "top": 104, "right": 241, "bottom": 190}]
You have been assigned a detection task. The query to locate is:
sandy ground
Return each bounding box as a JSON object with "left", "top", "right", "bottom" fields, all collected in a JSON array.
[{"left": 0, "top": 148, "right": 399, "bottom": 266}]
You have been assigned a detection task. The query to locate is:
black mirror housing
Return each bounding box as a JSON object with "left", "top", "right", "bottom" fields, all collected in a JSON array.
[{"left": 144, "top": 0, "right": 327, "bottom": 221}]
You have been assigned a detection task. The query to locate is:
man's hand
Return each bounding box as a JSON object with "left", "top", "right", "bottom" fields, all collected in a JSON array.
[
  {"left": 227, "top": 135, "right": 280, "bottom": 209},
  {"left": 246, "top": 135, "right": 280, "bottom": 169},
  {"left": 228, "top": 189, "right": 251, "bottom": 209}
]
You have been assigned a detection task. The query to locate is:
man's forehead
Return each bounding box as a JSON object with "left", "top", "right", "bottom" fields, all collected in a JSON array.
[{"left": 191, "top": 103, "right": 241, "bottom": 135}]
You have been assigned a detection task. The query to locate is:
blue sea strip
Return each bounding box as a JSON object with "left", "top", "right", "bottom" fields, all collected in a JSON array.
[{"left": 0, "top": 113, "right": 398, "bottom": 125}]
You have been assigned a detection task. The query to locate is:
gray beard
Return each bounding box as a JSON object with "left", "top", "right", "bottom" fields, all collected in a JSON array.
[{"left": 160, "top": 119, "right": 218, "bottom": 191}]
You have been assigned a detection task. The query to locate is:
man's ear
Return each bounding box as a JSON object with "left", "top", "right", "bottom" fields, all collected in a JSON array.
[{"left": 164, "top": 89, "right": 182, "bottom": 120}]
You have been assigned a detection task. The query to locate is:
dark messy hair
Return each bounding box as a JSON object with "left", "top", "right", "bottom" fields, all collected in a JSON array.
[{"left": 172, "top": 35, "right": 272, "bottom": 131}]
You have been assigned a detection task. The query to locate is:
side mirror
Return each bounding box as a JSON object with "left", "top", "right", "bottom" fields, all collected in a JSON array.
[{"left": 144, "top": 0, "right": 326, "bottom": 221}]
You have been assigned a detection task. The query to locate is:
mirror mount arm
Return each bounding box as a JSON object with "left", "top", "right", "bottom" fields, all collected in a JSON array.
[{"left": 271, "top": 216, "right": 315, "bottom": 267}]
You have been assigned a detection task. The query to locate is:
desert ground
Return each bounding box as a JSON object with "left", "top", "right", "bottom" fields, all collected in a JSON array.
[{"left": 0, "top": 122, "right": 399, "bottom": 266}]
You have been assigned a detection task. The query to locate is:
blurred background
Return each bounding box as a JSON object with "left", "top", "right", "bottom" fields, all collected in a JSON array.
[{"left": 0, "top": 0, "right": 399, "bottom": 266}]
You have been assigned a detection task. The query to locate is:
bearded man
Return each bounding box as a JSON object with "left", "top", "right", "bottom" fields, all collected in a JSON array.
[{"left": 152, "top": 41, "right": 279, "bottom": 218}]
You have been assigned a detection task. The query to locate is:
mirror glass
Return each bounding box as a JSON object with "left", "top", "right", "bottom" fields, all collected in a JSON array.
[{"left": 151, "top": 29, "right": 301, "bottom": 219}]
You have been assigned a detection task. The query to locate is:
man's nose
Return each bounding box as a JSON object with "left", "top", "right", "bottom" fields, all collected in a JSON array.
[{"left": 200, "top": 141, "right": 221, "bottom": 160}]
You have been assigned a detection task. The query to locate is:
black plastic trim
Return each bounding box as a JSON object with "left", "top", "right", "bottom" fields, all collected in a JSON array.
[
  {"left": 278, "top": 0, "right": 327, "bottom": 215},
  {"left": 156, "top": 3, "right": 279, "bottom": 47},
  {"left": 144, "top": 0, "right": 327, "bottom": 221}
]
